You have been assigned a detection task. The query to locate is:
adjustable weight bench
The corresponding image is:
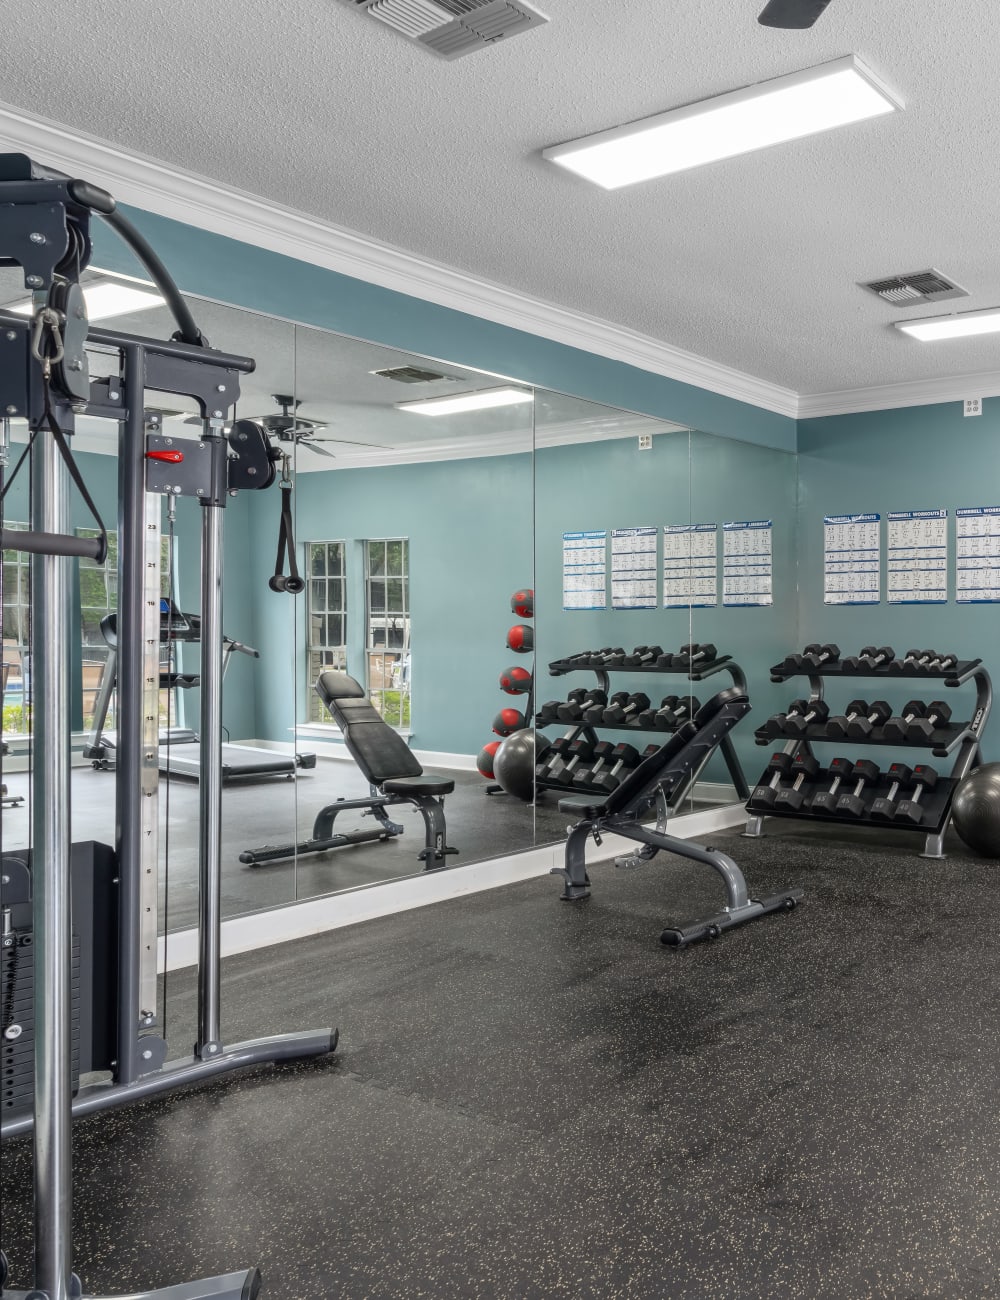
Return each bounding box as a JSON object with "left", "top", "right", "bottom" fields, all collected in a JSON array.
[
  {"left": 240, "top": 671, "right": 456, "bottom": 869},
  {"left": 552, "top": 687, "right": 803, "bottom": 947}
]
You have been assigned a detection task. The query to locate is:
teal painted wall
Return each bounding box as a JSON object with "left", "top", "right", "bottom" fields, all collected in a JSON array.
[
  {"left": 253, "top": 452, "right": 534, "bottom": 753},
  {"left": 88, "top": 205, "right": 796, "bottom": 453},
  {"left": 533, "top": 431, "right": 798, "bottom": 784},
  {"left": 797, "top": 398, "right": 999, "bottom": 763}
]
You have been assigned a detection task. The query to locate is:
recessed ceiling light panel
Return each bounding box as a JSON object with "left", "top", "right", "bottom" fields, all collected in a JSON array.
[
  {"left": 543, "top": 55, "right": 902, "bottom": 189},
  {"left": 894, "top": 308, "right": 1000, "bottom": 342},
  {"left": 397, "top": 386, "right": 534, "bottom": 415}
]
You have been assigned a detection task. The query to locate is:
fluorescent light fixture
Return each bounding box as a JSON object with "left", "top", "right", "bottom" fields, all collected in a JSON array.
[
  {"left": 894, "top": 307, "right": 1000, "bottom": 342},
  {"left": 397, "top": 386, "right": 534, "bottom": 416},
  {"left": 542, "top": 55, "right": 901, "bottom": 189},
  {"left": 8, "top": 279, "right": 164, "bottom": 321}
]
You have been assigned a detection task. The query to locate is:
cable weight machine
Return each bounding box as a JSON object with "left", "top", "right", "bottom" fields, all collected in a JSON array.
[{"left": 0, "top": 153, "right": 336, "bottom": 1299}]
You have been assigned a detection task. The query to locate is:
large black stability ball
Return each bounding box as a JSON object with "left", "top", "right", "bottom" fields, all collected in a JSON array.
[
  {"left": 952, "top": 762, "right": 1000, "bottom": 858},
  {"left": 494, "top": 730, "right": 548, "bottom": 802}
]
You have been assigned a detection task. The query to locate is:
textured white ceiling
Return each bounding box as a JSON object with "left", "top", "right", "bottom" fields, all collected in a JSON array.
[{"left": 1, "top": 0, "right": 999, "bottom": 397}]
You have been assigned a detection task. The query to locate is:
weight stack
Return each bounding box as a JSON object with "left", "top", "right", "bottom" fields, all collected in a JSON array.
[{"left": 2, "top": 929, "right": 82, "bottom": 1116}]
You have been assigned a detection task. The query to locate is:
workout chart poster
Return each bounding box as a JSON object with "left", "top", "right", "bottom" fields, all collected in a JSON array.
[
  {"left": 722, "top": 520, "right": 772, "bottom": 607},
  {"left": 824, "top": 513, "right": 880, "bottom": 605},
  {"left": 956, "top": 506, "right": 1000, "bottom": 603},
  {"left": 663, "top": 524, "right": 718, "bottom": 607},
  {"left": 887, "top": 509, "right": 948, "bottom": 604},
  {"left": 562, "top": 531, "right": 607, "bottom": 610},
  {"left": 611, "top": 526, "right": 658, "bottom": 609}
]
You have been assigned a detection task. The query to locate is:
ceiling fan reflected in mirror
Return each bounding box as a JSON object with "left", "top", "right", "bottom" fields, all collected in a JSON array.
[
  {"left": 185, "top": 394, "right": 387, "bottom": 459},
  {"left": 758, "top": 0, "right": 834, "bottom": 29}
]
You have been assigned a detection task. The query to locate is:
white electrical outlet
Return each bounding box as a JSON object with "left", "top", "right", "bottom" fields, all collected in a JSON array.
[
  {"left": 964, "top": 397, "right": 982, "bottom": 417},
  {"left": 638, "top": 434, "right": 653, "bottom": 450}
]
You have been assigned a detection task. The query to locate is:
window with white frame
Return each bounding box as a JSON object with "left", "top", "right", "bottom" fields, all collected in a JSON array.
[
  {"left": 1, "top": 522, "right": 30, "bottom": 736},
  {"left": 307, "top": 541, "right": 348, "bottom": 722},
  {"left": 365, "top": 538, "right": 409, "bottom": 729}
]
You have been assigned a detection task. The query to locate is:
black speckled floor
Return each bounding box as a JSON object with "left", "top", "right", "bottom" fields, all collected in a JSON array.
[{"left": 4, "top": 821, "right": 1000, "bottom": 1298}]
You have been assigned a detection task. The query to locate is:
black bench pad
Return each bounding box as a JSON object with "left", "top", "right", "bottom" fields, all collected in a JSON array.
[{"left": 383, "top": 775, "right": 455, "bottom": 797}]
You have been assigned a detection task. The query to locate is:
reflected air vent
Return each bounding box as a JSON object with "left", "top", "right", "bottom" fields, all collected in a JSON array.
[
  {"left": 332, "top": 0, "right": 549, "bottom": 59},
  {"left": 861, "top": 269, "right": 969, "bottom": 308},
  {"left": 372, "top": 366, "right": 460, "bottom": 383}
]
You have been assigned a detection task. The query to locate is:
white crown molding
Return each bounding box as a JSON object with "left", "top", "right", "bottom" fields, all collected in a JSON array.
[
  {"left": 0, "top": 101, "right": 799, "bottom": 419},
  {"left": 799, "top": 368, "right": 1000, "bottom": 419}
]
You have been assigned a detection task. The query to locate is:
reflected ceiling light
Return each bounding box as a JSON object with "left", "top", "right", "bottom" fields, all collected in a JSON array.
[
  {"left": 894, "top": 308, "right": 1000, "bottom": 341},
  {"left": 542, "top": 55, "right": 901, "bottom": 189},
  {"left": 397, "top": 386, "right": 534, "bottom": 415},
  {"left": 8, "top": 278, "right": 164, "bottom": 321}
]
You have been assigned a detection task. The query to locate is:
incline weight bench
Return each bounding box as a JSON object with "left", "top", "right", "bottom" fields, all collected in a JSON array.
[
  {"left": 241, "top": 670, "right": 456, "bottom": 868},
  {"left": 552, "top": 687, "right": 803, "bottom": 947}
]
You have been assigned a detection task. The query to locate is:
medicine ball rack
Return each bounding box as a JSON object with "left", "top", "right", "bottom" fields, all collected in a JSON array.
[
  {"left": 536, "top": 646, "right": 751, "bottom": 803},
  {"left": 744, "top": 650, "right": 992, "bottom": 858}
]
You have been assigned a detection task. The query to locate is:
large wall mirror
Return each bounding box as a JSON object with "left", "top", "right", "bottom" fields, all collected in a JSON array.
[{"left": 2, "top": 268, "right": 800, "bottom": 935}]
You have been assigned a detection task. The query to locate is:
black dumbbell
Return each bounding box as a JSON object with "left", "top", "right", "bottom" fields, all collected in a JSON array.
[
  {"left": 603, "top": 692, "right": 651, "bottom": 726},
  {"left": 622, "top": 644, "right": 663, "bottom": 668},
  {"left": 801, "top": 642, "right": 840, "bottom": 670},
  {"left": 825, "top": 700, "right": 870, "bottom": 739},
  {"left": 670, "top": 643, "right": 718, "bottom": 670},
  {"left": 636, "top": 694, "right": 677, "bottom": 728},
  {"left": 893, "top": 765, "right": 939, "bottom": 823},
  {"left": 880, "top": 701, "right": 927, "bottom": 743},
  {"left": 556, "top": 688, "right": 608, "bottom": 723},
  {"left": 773, "top": 752, "right": 822, "bottom": 811},
  {"left": 592, "top": 647, "right": 627, "bottom": 666},
  {"left": 535, "top": 700, "right": 563, "bottom": 727},
  {"left": 548, "top": 737, "right": 595, "bottom": 784},
  {"left": 834, "top": 759, "right": 881, "bottom": 817},
  {"left": 845, "top": 700, "right": 892, "bottom": 740},
  {"left": 751, "top": 752, "right": 794, "bottom": 809},
  {"left": 649, "top": 695, "right": 682, "bottom": 730},
  {"left": 905, "top": 701, "right": 952, "bottom": 741},
  {"left": 572, "top": 740, "right": 615, "bottom": 788},
  {"left": 784, "top": 699, "right": 831, "bottom": 737},
  {"left": 535, "top": 736, "right": 570, "bottom": 780},
  {"left": 808, "top": 757, "right": 856, "bottom": 813},
  {"left": 924, "top": 652, "right": 958, "bottom": 673},
  {"left": 662, "top": 695, "right": 701, "bottom": 730},
  {"left": 869, "top": 763, "right": 914, "bottom": 820},
  {"left": 763, "top": 699, "right": 816, "bottom": 737},
  {"left": 584, "top": 690, "right": 627, "bottom": 725},
  {"left": 590, "top": 742, "right": 641, "bottom": 792},
  {"left": 570, "top": 647, "right": 611, "bottom": 666},
  {"left": 910, "top": 649, "right": 945, "bottom": 675},
  {"left": 841, "top": 645, "right": 894, "bottom": 673},
  {"left": 889, "top": 649, "right": 937, "bottom": 675},
  {"left": 554, "top": 688, "right": 588, "bottom": 721}
]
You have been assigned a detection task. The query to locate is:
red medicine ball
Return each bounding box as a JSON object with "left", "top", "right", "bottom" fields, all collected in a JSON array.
[
  {"left": 510, "top": 588, "right": 534, "bottom": 619},
  {"left": 506, "top": 624, "right": 534, "bottom": 653},
  {"left": 499, "top": 665, "right": 532, "bottom": 695},
  {"left": 477, "top": 740, "right": 501, "bottom": 779},
  {"left": 492, "top": 708, "right": 526, "bottom": 737}
]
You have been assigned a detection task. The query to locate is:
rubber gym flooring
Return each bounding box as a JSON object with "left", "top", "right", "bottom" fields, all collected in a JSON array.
[{"left": 4, "top": 820, "right": 999, "bottom": 1298}]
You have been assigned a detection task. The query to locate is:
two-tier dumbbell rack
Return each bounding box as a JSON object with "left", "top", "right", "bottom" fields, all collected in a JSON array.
[
  {"left": 536, "top": 648, "right": 752, "bottom": 803},
  {"left": 744, "top": 653, "right": 993, "bottom": 858}
]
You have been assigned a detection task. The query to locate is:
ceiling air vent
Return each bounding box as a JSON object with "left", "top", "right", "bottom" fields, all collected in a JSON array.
[
  {"left": 372, "top": 365, "right": 461, "bottom": 383},
  {"left": 334, "top": 0, "right": 549, "bottom": 59},
  {"left": 861, "top": 269, "right": 969, "bottom": 308}
]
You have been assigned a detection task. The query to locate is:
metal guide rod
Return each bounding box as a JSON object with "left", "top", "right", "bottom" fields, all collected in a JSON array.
[
  {"left": 197, "top": 477, "right": 225, "bottom": 1054},
  {"left": 115, "top": 343, "right": 150, "bottom": 1083},
  {"left": 30, "top": 415, "right": 74, "bottom": 1298},
  {"left": 140, "top": 488, "right": 163, "bottom": 1018}
]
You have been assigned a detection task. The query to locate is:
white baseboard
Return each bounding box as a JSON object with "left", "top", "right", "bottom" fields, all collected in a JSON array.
[{"left": 156, "top": 800, "right": 747, "bottom": 972}]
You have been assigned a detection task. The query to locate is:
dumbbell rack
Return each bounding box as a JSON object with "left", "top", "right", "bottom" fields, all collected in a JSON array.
[
  {"left": 744, "top": 655, "right": 993, "bottom": 858},
  {"left": 537, "top": 651, "right": 751, "bottom": 802}
]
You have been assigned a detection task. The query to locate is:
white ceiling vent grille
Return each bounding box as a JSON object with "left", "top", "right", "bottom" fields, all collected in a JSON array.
[
  {"left": 372, "top": 365, "right": 460, "bottom": 383},
  {"left": 861, "top": 269, "right": 969, "bottom": 308},
  {"left": 334, "top": 0, "right": 548, "bottom": 59}
]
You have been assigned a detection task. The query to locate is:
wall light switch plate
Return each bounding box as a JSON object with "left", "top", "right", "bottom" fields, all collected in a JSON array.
[
  {"left": 964, "top": 397, "right": 982, "bottom": 417},
  {"left": 638, "top": 434, "right": 653, "bottom": 450}
]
